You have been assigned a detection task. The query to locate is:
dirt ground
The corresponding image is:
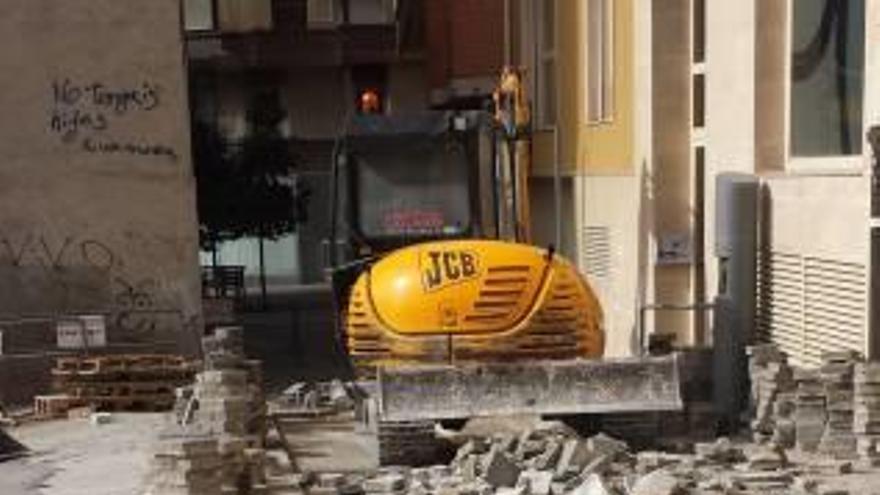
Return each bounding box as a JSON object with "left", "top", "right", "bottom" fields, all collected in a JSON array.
[
  {"left": 6, "top": 412, "right": 880, "bottom": 495},
  {"left": 0, "top": 411, "right": 378, "bottom": 495}
]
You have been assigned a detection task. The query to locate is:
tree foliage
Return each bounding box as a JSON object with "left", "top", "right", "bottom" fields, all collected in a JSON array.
[{"left": 193, "top": 88, "right": 310, "bottom": 251}]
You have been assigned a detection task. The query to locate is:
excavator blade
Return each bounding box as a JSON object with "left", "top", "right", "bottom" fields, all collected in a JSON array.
[{"left": 376, "top": 354, "right": 682, "bottom": 422}]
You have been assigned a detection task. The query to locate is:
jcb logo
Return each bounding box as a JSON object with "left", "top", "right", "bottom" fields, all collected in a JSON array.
[{"left": 422, "top": 249, "right": 480, "bottom": 292}]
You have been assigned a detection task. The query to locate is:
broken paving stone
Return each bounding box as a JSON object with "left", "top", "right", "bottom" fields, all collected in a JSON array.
[
  {"left": 495, "top": 486, "right": 528, "bottom": 495},
  {"left": 457, "top": 455, "right": 479, "bottom": 481},
  {"left": 483, "top": 449, "right": 521, "bottom": 487},
  {"left": 363, "top": 474, "right": 406, "bottom": 493},
  {"left": 810, "top": 459, "right": 853, "bottom": 475},
  {"left": 586, "top": 434, "right": 627, "bottom": 459},
  {"left": 530, "top": 440, "right": 562, "bottom": 471},
  {"left": 568, "top": 474, "right": 611, "bottom": 495},
  {"left": 518, "top": 470, "right": 553, "bottom": 495},
  {"left": 630, "top": 470, "right": 685, "bottom": 495},
  {"left": 635, "top": 452, "right": 685, "bottom": 474},
  {"left": 496, "top": 434, "right": 519, "bottom": 454},
  {"left": 555, "top": 439, "right": 593, "bottom": 476},
  {"left": 791, "top": 477, "right": 819, "bottom": 494},
  {"left": 728, "top": 471, "right": 794, "bottom": 492},
  {"left": 517, "top": 440, "right": 548, "bottom": 461},
  {"left": 695, "top": 477, "right": 723, "bottom": 492},
  {"left": 318, "top": 474, "right": 347, "bottom": 488},
  {"left": 455, "top": 440, "right": 490, "bottom": 463},
  {"left": 694, "top": 437, "right": 745, "bottom": 464},
  {"left": 579, "top": 455, "right": 613, "bottom": 477},
  {"left": 744, "top": 444, "right": 788, "bottom": 471}
]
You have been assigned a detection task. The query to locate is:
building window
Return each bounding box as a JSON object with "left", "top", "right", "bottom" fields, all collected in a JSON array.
[
  {"left": 586, "top": 0, "right": 614, "bottom": 123},
  {"left": 352, "top": 65, "right": 388, "bottom": 115},
  {"left": 348, "top": 0, "right": 397, "bottom": 25},
  {"left": 217, "top": 0, "right": 273, "bottom": 32},
  {"left": 790, "top": 0, "right": 865, "bottom": 157},
  {"left": 184, "top": 0, "right": 216, "bottom": 32},
  {"left": 693, "top": 0, "right": 705, "bottom": 63},
  {"left": 537, "top": 0, "right": 557, "bottom": 128},
  {"left": 693, "top": 73, "right": 705, "bottom": 128},
  {"left": 307, "top": 0, "right": 342, "bottom": 28}
]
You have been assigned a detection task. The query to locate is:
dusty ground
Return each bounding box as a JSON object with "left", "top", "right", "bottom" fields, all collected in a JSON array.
[
  {"left": 0, "top": 411, "right": 378, "bottom": 495},
  {"left": 0, "top": 414, "right": 167, "bottom": 495}
]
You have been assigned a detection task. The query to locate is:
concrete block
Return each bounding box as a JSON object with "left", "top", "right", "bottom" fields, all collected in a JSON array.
[
  {"left": 483, "top": 449, "right": 521, "bottom": 487},
  {"left": 363, "top": 474, "right": 407, "bottom": 493},
  {"left": 89, "top": 412, "right": 112, "bottom": 426},
  {"left": 531, "top": 440, "right": 562, "bottom": 470},
  {"left": 630, "top": 470, "right": 684, "bottom": 495},
  {"left": 568, "top": 474, "right": 610, "bottom": 495},
  {"left": 555, "top": 439, "right": 592, "bottom": 476},
  {"left": 518, "top": 470, "right": 553, "bottom": 495},
  {"left": 586, "top": 434, "right": 627, "bottom": 459}
]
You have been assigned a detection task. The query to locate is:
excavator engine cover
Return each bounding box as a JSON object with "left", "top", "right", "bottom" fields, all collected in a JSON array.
[{"left": 345, "top": 239, "right": 605, "bottom": 372}]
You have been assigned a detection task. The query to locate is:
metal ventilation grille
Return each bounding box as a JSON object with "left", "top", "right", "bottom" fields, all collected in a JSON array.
[
  {"left": 463, "top": 265, "right": 531, "bottom": 325},
  {"left": 803, "top": 257, "right": 866, "bottom": 366},
  {"left": 756, "top": 251, "right": 804, "bottom": 360},
  {"left": 582, "top": 226, "right": 611, "bottom": 286},
  {"left": 757, "top": 251, "right": 867, "bottom": 368}
]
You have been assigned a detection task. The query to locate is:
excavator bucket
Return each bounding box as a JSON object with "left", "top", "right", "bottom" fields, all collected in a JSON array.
[{"left": 376, "top": 354, "right": 682, "bottom": 422}]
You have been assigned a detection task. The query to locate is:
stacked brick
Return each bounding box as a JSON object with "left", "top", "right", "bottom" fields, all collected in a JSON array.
[
  {"left": 771, "top": 392, "right": 797, "bottom": 449},
  {"left": 199, "top": 326, "right": 267, "bottom": 441},
  {"left": 193, "top": 326, "right": 269, "bottom": 494},
  {"left": 143, "top": 432, "right": 222, "bottom": 495},
  {"left": 854, "top": 362, "right": 880, "bottom": 465},
  {"left": 794, "top": 368, "right": 827, "bottom": 452},
  {"left": 818, "top": 352, "right": 859, "bottom": 459},
  {"left": 746, "top": 345, "right": 794, "bottom": 443}
]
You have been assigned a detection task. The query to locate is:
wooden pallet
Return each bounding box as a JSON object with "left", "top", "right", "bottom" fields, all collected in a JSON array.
[
  {"left": 52, "top": 355, "right": 198, "bottom": 383},
  {"left": 50, "top": 354, "right": 196, "bottom": 413},
  {"left": 54, "top": 354, "right": 192, "bottom": 375},
  {"left": 34, "top": 394, "right": 84, "bottom": 418}
]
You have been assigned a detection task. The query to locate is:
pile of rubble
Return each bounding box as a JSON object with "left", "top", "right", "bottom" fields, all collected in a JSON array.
[{"left": 272, "top": 421, "right": 860, "bottom": 495}]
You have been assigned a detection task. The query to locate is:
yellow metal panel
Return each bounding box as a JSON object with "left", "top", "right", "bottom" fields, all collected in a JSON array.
[
  {"left": 345, "top": 239, "right": 605, "bottom": 373},
  {"left": 579, "top": 0, "right": 635, "bottom": 174}
]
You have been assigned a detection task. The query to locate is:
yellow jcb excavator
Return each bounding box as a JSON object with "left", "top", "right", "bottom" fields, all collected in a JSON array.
[{"left": 327, "top": 68, "right": 680, "bottom": 465}]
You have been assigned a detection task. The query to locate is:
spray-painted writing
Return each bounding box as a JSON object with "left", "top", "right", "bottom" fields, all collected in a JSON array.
[
  {"left": 48, "top": 78, "right": 177, "bottom": 162},
  {"left": 0, "top": 232, "right": 162, "bottom": 337}
]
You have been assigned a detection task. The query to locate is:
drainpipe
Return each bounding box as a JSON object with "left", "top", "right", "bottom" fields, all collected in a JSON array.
[{"left": 503, "top": 0, "right": 512, "bottom": 65}]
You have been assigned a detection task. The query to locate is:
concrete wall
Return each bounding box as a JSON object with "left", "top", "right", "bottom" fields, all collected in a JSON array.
[{"left": 0, "top": 0, "right": 201, "bottom": 370}]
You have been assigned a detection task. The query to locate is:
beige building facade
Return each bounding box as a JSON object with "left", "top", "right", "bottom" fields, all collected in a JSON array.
[{"left": 513, "top": 0, "right": 880, "bottom": 366}]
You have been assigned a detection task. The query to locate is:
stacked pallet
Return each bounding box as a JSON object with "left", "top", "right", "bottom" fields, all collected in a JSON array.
[{"left": 49, "top": 354, "right": 198, "bottom": 414}]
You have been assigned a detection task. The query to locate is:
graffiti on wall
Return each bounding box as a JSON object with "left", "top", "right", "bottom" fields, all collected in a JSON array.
[
  {"left": 0, "top": 232, "right": 163, "bottom": 338},
  {"left": 48, "top": 78, "right": 178, "bottom": 162}
]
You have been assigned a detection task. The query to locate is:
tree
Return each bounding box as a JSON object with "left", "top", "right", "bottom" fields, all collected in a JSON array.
[
  {"left": 235, "top": 88, "right": 307, "bottom": 307},
  {"left": 192, "top": 87, "right": 309, "bottom": 308},
  {"left": 192, "top": 119, "right": 235, "bottom": 264}
]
